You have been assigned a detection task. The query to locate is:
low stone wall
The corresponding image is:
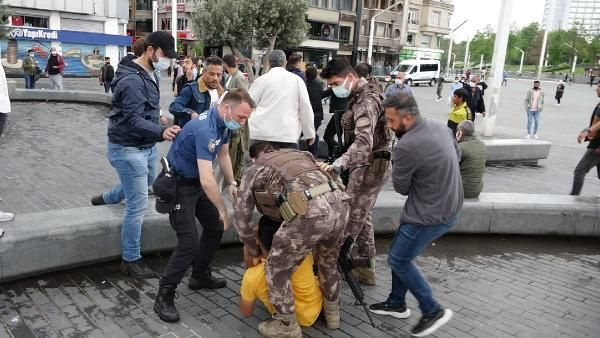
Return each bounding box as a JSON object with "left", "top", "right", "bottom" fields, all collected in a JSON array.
[
  {"left": 9, "top": 89, "right": 112, "bottom": 106},
  {"left": 1, "top": 192, "right": 598, "bottom": 282}
]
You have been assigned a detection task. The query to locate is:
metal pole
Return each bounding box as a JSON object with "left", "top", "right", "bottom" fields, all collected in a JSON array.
[
  {"left": 367, "top": 2, "right": 401, "bottom": 65},
  {"left": 464, "top": 38, "right": 470, "bottom": 70},
  {"left": 537, "top": 30, "right": 548, "bottom": 80},
  {"left": 515, "top": 47, "right": 524, "bottom": 75},
  {"left": 171, "top": 0, "right": 177, "bottom": 55},
  {"left": 480, "top": 54, "right": 484, "bottom": 71},
  {"left": 483, "top": 0, "right": 514, "bottom": 137},
  {"left": 351, "top": 0, "right": 363, "bottom": 66},
  {"left": 452, "top": 52, "right": 456, "bottom": 69},
  {"left": 152, "top": 1, "right": 158, "bottom": 32},
  {"left": 445, "top": 19, "right": 467, "bottom": 76},
  {"left": 572, "top": 54, "right": 577, "bottom": 75}
]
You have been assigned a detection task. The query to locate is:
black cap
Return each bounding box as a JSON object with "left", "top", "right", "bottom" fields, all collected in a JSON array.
[{"left": 146, "top": 31, "right": 178, "bottom": 59}]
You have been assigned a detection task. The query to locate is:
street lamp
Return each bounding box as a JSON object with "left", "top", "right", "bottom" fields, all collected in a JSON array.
[
  {"left": 452, "top": 52, "right": 456, "bottom": 70},
  {"left": 564, "top": 43, "right": 578, "bottom": 75},
  {"left": 368, "top": 2, "right": 402, "bottom": 65},
  {"left": 446, "top": 19, "right": 468, "bottom": 76},
  {"left": 514, "top": 47, "right": 524, "bottom": 75},
  {"left": 152, "top": 1, "right": 158, "bottom": 32}
]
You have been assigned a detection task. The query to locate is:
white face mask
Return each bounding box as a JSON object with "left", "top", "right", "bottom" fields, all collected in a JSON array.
[
  {"left": 28, "top": 53, "right": 34, "bottom": 57},
  {"left": 152, "top": 52, "right": 171, "bottom": 71},
  {"left": 395, "top": 79, "right": 404, "bottom": 85}
]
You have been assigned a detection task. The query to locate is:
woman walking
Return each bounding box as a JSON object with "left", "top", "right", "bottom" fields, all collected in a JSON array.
[{"left": 555, "top": 80, "right": 565, "bottom": 106}]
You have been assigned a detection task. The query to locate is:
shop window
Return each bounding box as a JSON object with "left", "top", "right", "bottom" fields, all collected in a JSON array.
[
  {"left": 308, "top": 21, "right": 336, "bottom": 40},
  {"left": 11, "top": 15, "right": 49, "bottom": 28},
  {"left": 340, "top": 26, "right": 351, "bottom": 44}
]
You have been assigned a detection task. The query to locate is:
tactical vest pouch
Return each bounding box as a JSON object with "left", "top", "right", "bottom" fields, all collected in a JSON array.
[
  {"left": 369, "top": 151, "right": 391, "bottom": 175},
  {"left": 286, "top": 191, "right": 308, "bottom": 216},
  {"left": 276, "top": 194, "right": 297, "bottom": 223},
  {"left": 254, "top": 191, "right": 282, "bottom": 221}
]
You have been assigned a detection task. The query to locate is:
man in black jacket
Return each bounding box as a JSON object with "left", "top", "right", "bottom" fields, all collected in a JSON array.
[
  {"left": 322, "top": 88, "right": 348, "bottom": 161},
  {"left": 464, "top": 77, "right": 486, "bottom": 121},
  {"left": 305, "top": 66, "right": 324, "bottom": 157},
  {"left": 99, "top": 57, "right": 115, "bottom": 93},
  {"left": 91, "top": 31, "right": 180, "bottom": 279},
  {"left": 286, "top": 54, "right": 306, "bottom": 82}
]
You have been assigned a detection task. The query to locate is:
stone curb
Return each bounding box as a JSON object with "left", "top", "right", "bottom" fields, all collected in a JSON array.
[
  {"left": 9, "top": 88, "right": 112, "bottom": 106},
  {"left": 1, "top": 192, "right": 598, "bottom": 282}
]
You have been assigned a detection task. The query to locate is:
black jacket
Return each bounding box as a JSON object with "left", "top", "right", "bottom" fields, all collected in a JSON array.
[
  {"left": 306, "top": 79, "right": 324, "bottom": 120},
  {"left": 322, "top": 88, "right": 349, "bottom": 114},
  {"left": 463, "top": 84, "right": 486, "bottom": 119},
  {"left": 107, "top": 60, "right": 165, "bottom": 147},
  {"left": 286, "top": 66, "right": 306, "bottom": 82}
]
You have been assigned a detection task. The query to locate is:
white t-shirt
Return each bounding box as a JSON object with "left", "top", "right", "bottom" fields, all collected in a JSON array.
[{"left": 209, "top": 88, "right": 219, "bottom": 108}]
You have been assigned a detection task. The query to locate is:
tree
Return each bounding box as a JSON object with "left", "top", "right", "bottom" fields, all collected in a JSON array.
[{"left": 192, "top": 0, "right": 309, "bottom": 82}]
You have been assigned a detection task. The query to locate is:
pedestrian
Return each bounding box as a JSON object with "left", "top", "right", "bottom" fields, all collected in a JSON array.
[
  {"left": 239, "top": 215, "right": 324, "bottom": 328},
  {"left": 170, "top": 56, "right": 224, "bottom": 128},
  {"left": 356, "top": 63, "right": 383, "bottom": 93},
  {"left": 305, "top": 66, "right": 324, "bottom": 157},
  {"left": 435, "top": 76, "right": 444, "bottom": 102},
  {"left": 322, "top": 85, "right": 349, "bottom": 162},
  {"left": 99, "top": 57, "right": 115, "bottom": 93},
  {"left": 369, "top": 93, "right": 461, "bottom": 337},
  {"left": 502, "top": 71, "right": 508, "bottom": 86},
  {"left": 0, "top": 63, "right": 13, "bottom": 223},
  {"left": 474, "top": 75, "right": 487, "bottom": 96},
  {"left": 153, "top": 89, "right": 255, "bottom": 322},
  {"left": 22, "top": 49, "right": 37, "bottom": 89},
  {"left": 570, "top": 83, "right": 600, "bottom": 196},
  {"left": 234, "top": 142, "right": 350, "bottom": 336},
  {"left": 555, "top": 80, "right": 565, "bottom": 106},
  {"left": 456, "top": 120, "right": 486, "bottom": 199},
  {"left": 44, "top": 47, "right": 64, "bottom": 90},
  {"left": 320, "top": 58, "right": 393, "bottom": 286},
  {"left": 590, "top": 68, "right": 598, "bottom": 87},
  {"left": 248, "top": 50, "right": 315, "bottom": 150},
  {"left": 286, "top": 54, "right": 306, "bottom": 82},
  {"left": 384, "top": 72, "right": 413, "bottom": 98},
  {"left": 172, "top": 60, "right": 183, "bottom": 91},
  {"left": 90, "top": 31, "right": 181, "bottom": 279},
  {"left": 448, "top": 77, "right": 463, "bottom": 105},
  {"left": 173, "top": 56, "right": 198, "bottom": 97},
  {"left": 447, "top": 88, "right": 470, "bottom": 135},
  {"left": 464, "top": 77, "right": 486, "bottom": 121},
  {"left": 222, "top": 54, "right": 250, "bottom": 184},
  {"left": 524, "top": 80, "right": 545, "bottom": 139}
]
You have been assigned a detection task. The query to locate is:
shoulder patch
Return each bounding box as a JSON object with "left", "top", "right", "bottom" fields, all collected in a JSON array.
[
  {"left": 355, "top": 117, "right": 371, "bottom": 128},
  {"left": 198, "top": 112, "right": 208, "bottom": 121}
]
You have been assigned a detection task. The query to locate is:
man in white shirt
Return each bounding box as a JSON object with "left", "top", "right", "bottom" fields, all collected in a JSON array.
[{"left": 249, "top": 50, "right": 315, "bottom": 149}]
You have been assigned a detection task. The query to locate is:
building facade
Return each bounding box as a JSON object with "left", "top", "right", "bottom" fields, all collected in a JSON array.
[
  {"left": 3, "top": 0, "right": 130, "bottom": 77},
  {"left": 543, "top": 0, "right": 600, "bottom": 37}
]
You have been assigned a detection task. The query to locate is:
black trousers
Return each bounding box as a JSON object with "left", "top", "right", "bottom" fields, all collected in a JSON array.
[
  {"left": 159, "top": 182, "right": 224, "bottom": 288},
  {"left": 0, "top": 113, "right": 7, "bottom": 137},
  {"left": 323, "top": 113, "right": 342, "bottom": 158},
  {"left": 570, "top": 148, "right": 600, "bottom": 195}
]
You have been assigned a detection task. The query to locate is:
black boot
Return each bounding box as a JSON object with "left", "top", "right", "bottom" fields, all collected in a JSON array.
[
  {"left": 189, "top": 269, "right": 226, "bottom": 290},
  {"left": 153, "top": 287, "right": 180, "bottom": 322}
]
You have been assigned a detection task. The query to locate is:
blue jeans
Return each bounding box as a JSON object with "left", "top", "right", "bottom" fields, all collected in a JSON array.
[
  {"left": 24, "top": 74, "right": 35, "bottom": 89},
  {"left": 527, "top": 110, "right": 541, "bottom": 135},
  {"left": 386, "top": 218, "right": 455, "bottom": 315},
  {"left": 102, "top": 142, "right": 158, "bottom": 262}
]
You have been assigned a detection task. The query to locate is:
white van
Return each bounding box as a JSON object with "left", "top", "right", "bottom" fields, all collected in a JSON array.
[{"left": 390, "top": 59, "right": 440, "bottom": 86}]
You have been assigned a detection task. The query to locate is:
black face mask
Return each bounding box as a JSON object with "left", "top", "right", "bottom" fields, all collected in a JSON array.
[
  {"left": 105, "top": 62, "right": 110, "bottom": 65},
  {"left": 533, "top": 85, "right": 539, "bottom": 90}
]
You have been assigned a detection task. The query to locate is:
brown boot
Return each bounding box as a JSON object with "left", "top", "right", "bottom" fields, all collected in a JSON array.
[
  {"left": 258, "top": 313, "right": 302, "bottom": 338},
  {"left": 357, "top": 258, "right": 376, "bottom": 286},
  {"left": 323, "top": 298, "right": 340, "bottom": 329}
]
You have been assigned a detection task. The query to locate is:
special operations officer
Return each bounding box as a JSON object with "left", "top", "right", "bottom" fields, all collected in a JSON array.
[
  {"left": 319, "top": 58, "right": 393, "bottom": 286},
  {"left": 233, "top": 142, "right": 350, "bottom": 338},
  {"left": 153, "top": 89, "right": 256, "bottom": 323}
]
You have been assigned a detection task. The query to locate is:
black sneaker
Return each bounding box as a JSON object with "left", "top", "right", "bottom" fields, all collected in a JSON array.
[
  {"left": 411, "top": 308, "right": 453, "bottom": 337},
  {"left": 369, "top": 302, "right": 411, "bottom": 319},
  {"left": 120, "top": 259, "right": 156, "bottom": 279},
  {"left": 189, "top": 271, "right": 226, "bottom": 290},
  {"left": 91, "top": 195, "right": 106, "bottom": 206},
  {"left": 153, "top": 287, "right": 180, "bottom": 322}
]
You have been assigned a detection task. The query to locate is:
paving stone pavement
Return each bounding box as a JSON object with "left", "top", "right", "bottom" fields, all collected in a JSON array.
[{"left": 0, "top": 235, "right": 599, "bottom": 337}]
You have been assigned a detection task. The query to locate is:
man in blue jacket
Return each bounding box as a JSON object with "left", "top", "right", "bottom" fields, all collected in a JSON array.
[
  {"left": 91, "top": 31, "right": 181, "bottom": 279},
  {"left": 169, "top": 56, "right": 224, "bottom": 128}
]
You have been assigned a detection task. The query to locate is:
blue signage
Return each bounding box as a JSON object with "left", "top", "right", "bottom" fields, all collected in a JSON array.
[{"left": 7, "top": 26, "right": 131, "bottom": 46}]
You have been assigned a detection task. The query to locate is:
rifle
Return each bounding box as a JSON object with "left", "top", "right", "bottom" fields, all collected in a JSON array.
[
  {"left": 337, "top": 236, "right": 376, "bottom": 328},
  {"left": 331, "top": 110, "right": 350, "bottom": 186}
]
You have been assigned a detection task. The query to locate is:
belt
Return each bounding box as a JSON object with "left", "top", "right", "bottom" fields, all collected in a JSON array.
[
  {"left": 302, "top": 180, "right": 340, "bottom": 200},
  {"left": 367, "top": 150, "right": 392, "bottom": 163}
]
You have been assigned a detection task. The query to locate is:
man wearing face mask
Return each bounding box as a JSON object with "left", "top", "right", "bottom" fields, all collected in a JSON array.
[
  {"left": 44, "top": 47, "right": 64, "bottom": 90},
  {"left": 463, "top": 77, "right": 485, "bottom": 122},
  {"left": 22, "top": 49, "right": 37, "bottom": 89},
  {"left": 384, "top": 72, "right": 413, "bottom": 98},
  {"left": 369, "top": 93, "right": 461, "bottom": 337},
  {"left": 153, "top": 89, "right": 256, "bottom": 322},
  {"left": 170, "top": 56, "right": 224, "bottom": 128},
  {"left": 319, "top": 58, "right": 393, "bottom": 286},
  {"left": 524, "top": 80, "right": 545, "bottom": 139},
  {"left": 91, "top": 31, "right": 181, "bottom": 279},
  {"left": 456, "top": 120, "right": 486, "bottom": 199}
]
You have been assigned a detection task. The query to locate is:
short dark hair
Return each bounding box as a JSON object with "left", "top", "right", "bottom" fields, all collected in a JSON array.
[
  {"left": 222, "top": 54, "right": 237, "bottom": 68},
  {"left": 250, "top": 141, "right": 277, "bottom": 159},
  {"left": 355, "top": 63, "right": 369, "bottom": 78},
  {"left": 133, "top": 37, "right": 146, "bottom": 57},
  {"left": 27, "top": 49, "right": 34, "bottom": 53},
  {"left": 104, "top": 57, "right": 110, "bottom": 61},
  {"left": 205, "top": 55, "right": 223, "bottom": 67},
  {"left": 257, "top": 216, "right": 281, "bottom": 251},
  {"left": 288, "top": 54, "right": 303, "bottom": 66},
  {"left": 305, "top": 66, "right": 318, "bottom": 81},
  {"left": 382, "top": 93, "right": 420, "bottom": 117},
  {"left": 453, "top": 88, "right": 468, "bottom": 102},
  {"left": 222, "top": 88, "right": 256, "bottom": 109},
  {"left": 320, "top": 58, "right": 356, "bottom": 80}
]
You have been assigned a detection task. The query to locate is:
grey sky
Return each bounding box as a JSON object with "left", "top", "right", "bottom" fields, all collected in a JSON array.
[{"left": 450, "top": 0, "right": 546, "bottom": 42}]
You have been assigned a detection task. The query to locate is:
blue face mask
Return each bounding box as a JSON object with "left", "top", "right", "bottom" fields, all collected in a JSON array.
[
  {"left": 224, "top": 106, "right": 241, "bottom": 131},
  {"left": 151, "top": 51, "right": 171, "bottom": 71},
  {"left": 332, "top": 77, "right": 353, "bottom": 98}
]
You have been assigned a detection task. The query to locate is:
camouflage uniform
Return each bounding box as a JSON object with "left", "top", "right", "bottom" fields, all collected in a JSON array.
[
  {"left": 228, "top": 123, "right": 249, "bottom": 183},
  {"left": 336, "top": 78, "right": 392, "bottom": 259},
  {"left": 234, "top": 149, "right": 350, "bottom": 315}
]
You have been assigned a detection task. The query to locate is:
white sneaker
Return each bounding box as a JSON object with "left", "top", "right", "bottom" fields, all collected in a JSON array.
[
  {"left": 534, "top": 134, "right": 539, "bottom": 140},
  {"left": 0, "top": 211, "right": 14, "bottom": 222},
  {"left": 525, "top": 134, "right": 531, "bottom": 139}
]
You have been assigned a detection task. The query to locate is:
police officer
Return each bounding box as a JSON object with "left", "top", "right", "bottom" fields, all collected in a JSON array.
[
  {"left": 234, "top": 142, "right": 350, "bottom": 338},
  {"left": 153, "top": 89, "right": 256, "bottom": 323},
  {"left": 319, "top": 58, "right": 393, "bottom": 286}
]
